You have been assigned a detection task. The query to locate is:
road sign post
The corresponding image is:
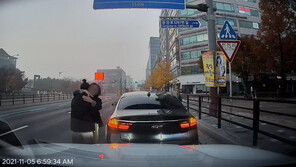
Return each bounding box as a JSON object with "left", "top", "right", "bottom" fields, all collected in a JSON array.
[
  {"left": 229, "top": 62, "right": 232, "bottom": 97},
  {"left": 218, "top": 20, "right": 240, "bottom": 97},
  {"left": 217, "top": 40, "right": 241, "bottom": 97}
]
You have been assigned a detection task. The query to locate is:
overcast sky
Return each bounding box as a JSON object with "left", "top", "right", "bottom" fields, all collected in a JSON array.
[{"left": 0, "top": 0, "right": 160, "bottom": 81}]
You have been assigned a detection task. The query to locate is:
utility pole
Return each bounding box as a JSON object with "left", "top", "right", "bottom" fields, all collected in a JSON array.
[
  {"left": 186, "top": 0, "right": 217, "bottom": 116},
  {"left": 206, "top": 0, "right": 218, "bottom": 116}
]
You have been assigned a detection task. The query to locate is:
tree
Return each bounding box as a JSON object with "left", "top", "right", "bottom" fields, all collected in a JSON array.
[
  {"left": 144, "top": 61, "right": 173, "bottom": 90},
  {"left": 0, "top": 67, "right": 28, "bottom": 93},
  {"left": 258, "top": 0, "right": 296, "bottom": 92},
  {"left": 33, "top": 77, "right": 81, "bottom": 92},
  {"left": 231, "top": 36, "right": 264, "bottom": 96}
]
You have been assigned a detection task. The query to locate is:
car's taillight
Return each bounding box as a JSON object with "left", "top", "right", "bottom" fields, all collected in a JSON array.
[
  {"left": 180, "top": 122, "right": 190, "bottom": 128},
  {"left": 180, "top": 117, "right": 197, "bottom": 128},
  {"left": 108, "top": 118, "right": 131, "bottom": 130},
  {"left": 189, "top": 117, "right": 197, "bottom": 126},
  {"left": 118, "top": 123, "right": 130, "bottom": 130},
  {"left": 108, "top": 118, "right": 118, "bottom": 129}
]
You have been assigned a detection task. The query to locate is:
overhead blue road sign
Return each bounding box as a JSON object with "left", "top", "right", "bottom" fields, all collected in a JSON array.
[
  {"left": 161, "top": 20, "right": 200, "bottom": 28},
  {"left": 219, "top": 21, "right": 237, "bottom": 40},
  {"left": 93, "top": 0, "right": 185, "bottom": 10}
]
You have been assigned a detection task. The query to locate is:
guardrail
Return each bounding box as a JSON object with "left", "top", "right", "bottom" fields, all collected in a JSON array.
[
  {"left": 185, "top": 94, "right": 296, "bottom": 147},
  {"left": 0, "top": 93, "right": 72, "bottom": 107}
]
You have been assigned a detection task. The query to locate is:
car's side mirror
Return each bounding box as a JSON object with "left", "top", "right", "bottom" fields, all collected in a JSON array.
[{"left": 0, "top": 119, "right": 23, "bottom": 148}]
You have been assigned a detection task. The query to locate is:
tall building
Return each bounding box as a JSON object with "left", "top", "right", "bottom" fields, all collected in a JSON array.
[
  {"left": 159, "top": 0, "right": 261, "bottom": 94},
  {"left": 146, "top": 37, "right": 161, "bottom": 79},
  {"left": 0, "top": 48, "right": 17, "bottom": 69}
]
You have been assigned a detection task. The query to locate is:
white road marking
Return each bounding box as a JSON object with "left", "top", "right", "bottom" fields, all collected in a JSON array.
[
  {"left": 261, "top": 123, "right": 267, "bottom": 126},
  {"left": 0, "top": 125, "right": 29, "bottom": 137},
  {"left": 29, "top": 108, "right": 46, "bottom": 112},
  {"left": 277, "top": 129, "right": 284, "bottom": 133}
]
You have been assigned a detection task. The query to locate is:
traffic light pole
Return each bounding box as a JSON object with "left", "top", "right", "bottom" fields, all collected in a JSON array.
[{"left": 187, "top": 0, "right": 217, "bottom": 116}]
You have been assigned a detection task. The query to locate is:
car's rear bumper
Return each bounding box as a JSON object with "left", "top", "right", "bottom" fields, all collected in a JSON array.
[{"left": 107, "top": 128, "right": 198, "bottom": 145}]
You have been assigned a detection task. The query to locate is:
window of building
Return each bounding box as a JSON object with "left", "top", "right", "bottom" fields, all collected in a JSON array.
[
  {"left": 217, "top": 18, "right": 237, "bottom": 27},
  {"left": 214, "top": 2, "right": 235, "bottom": 13},
  {"left": 191, "top": 51, "right": 199, "bottom": 59},
  {"left": 183, "top": 37, "right": 190, "bottom": 45},
  {"left": 181, "top": 33, "right": 208, "bottom": 45},
  {"left": 181, "top": 66, "right": 199, "bottom": 75},
  {"left": 191, "top": 66, "right": 198, "bottom": 74},
  {"left": 181, "top": 50, "right": 204, "bottom": 60},
  {"left": 180, "top": 9, "right": 199, "bottom": 16},
  {"left": 182, "top": 52, "right": 191, "bottom": 60},
  {"left": 190, "top": 36, "right": 197, "bottom": 44},
  {"left": 239, "top": 20, "right": 260, "bottom": 29}
]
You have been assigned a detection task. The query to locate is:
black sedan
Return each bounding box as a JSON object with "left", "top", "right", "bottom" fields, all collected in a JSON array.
[{"left": 106, "top": 91, "right": 198, "bottom": 144}]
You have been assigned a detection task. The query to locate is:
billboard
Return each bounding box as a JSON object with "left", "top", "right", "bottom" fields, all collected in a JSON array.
[
  {"left": 215, "top": 51, "right": 227, "bottom": 87},
  {"left": 202, "top": 51, "right": 215, "bottom": 87}
]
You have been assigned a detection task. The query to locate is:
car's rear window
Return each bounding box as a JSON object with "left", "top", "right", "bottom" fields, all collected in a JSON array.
[{"left": 117, "top": 93, "right": 186, "bottom": 112}]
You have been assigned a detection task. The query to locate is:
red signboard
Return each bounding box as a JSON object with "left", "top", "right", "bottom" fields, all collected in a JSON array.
[{"left": 95, "top": 72, "right": 104, "bottom": 81}]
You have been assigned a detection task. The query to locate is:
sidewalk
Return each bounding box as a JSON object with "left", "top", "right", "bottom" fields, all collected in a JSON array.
[{"left": 189, "top": 109, "right": 296, "bottom": 156}]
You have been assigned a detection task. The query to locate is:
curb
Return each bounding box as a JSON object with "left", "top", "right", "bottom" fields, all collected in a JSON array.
[{"left": 198, "top": 120, "right": 238, "bottom": 145}]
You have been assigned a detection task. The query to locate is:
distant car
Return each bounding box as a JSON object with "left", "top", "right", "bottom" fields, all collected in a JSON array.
[{"left": 106, "top": 91, "right": 199, "bottom": 144}]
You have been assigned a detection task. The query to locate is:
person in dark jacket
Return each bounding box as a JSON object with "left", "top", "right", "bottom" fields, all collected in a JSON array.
[
  {"left": 80, "top": 79, "right": 89, "bottom": 90},
  {"left": 71, "top": 82, "right": 103, "bottom": 143}
]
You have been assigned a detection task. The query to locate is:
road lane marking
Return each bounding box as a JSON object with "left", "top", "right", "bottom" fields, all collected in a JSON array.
[
  {"left": 277, "top": 129, "right": 284, "bottom": 133},
  {"left": 29, "top": 108, "right": 46, "bottom": 112},
  {"left": 0, "top": 125, "right": 29, "bottom": 137}
]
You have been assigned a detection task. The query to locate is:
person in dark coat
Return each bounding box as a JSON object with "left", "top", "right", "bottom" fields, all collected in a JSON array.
[{"left": 71, "top": 82, "right": 103, "bottom": 143}]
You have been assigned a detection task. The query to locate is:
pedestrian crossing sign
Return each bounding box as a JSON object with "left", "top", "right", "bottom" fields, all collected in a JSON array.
[{"left": 219, "top": 21, "right": 237, "bottom": 40}]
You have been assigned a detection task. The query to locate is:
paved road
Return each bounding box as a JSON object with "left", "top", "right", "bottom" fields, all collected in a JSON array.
[
  {"left": 0, "top": 94, "right": 119, "bottom": 145},
  {"left": 0, "top": 94, "right": 218, "bottom": 146}
]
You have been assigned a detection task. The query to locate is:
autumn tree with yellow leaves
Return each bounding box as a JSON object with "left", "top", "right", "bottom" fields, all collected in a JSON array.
[{"left": 144, "top": 60, "right": 173, "bottom": 90}]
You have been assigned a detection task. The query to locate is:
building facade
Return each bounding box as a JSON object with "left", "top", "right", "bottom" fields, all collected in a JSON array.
[
  {"left": 96, "top": 66, "right": 127, "bottom": 95},
  {"left": 146, "top": 37, "right": 161, "bottom": 79},
  {"left": 0, "top": 48, "right": 17, "bottom": 69},
  {"left": 159, "top": 0, "right": 261, "bottom": 94}
]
